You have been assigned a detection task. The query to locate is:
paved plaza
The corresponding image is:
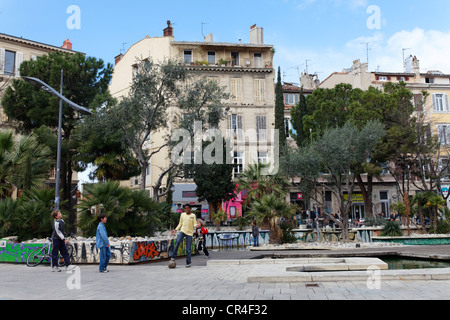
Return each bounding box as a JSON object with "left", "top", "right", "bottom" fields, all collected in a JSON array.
[{"left": 2, "top": 245, "right": 450, "bottom": 303}]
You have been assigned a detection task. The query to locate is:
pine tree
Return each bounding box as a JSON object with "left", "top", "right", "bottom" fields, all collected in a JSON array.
[{"left": 274, "top": 67, "right": 286, "bottom": 149}]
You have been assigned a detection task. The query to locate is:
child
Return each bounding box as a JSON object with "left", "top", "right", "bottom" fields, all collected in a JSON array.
[
  {"left": 251, "top": 220, "right": 260, "bottom": 247},
  {"left": 194, "top": 219, "right": 210, "bottom": 258},
  {"left": 170, "top": 204, "right": 197, "bottom": 267},
  {"left": 96, "top": 214, "right": 111, "bottom": 273},
  {"left": 51, "top": 210, "right": 75, "bottom": 272}
]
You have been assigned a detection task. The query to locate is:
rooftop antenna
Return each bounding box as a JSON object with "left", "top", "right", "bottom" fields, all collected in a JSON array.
[
  {"left": 120, "top": 42, "right": 127, "bottom": 54},
  {"left": 201, "top": 22, "right": 209, "bottom": 38},
  {"left": 361, "top": 42, "right": 370, "bottom": 70},
  {"left": 305, "top": 60, "right": 311, "bottom": 74}
]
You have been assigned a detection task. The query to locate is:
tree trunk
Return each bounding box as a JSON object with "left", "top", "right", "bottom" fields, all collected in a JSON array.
[
  {"left": 418, "top": 205, "right": 427, "bottom": 234},
  {"left": 356, "top": 174, "right": 373, "bottom": 218},
  {"left": 269, "top": 216, "right": 281, "bottom": 245}
]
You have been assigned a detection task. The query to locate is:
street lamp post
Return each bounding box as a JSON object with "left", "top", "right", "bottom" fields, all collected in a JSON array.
[{"left": 22, "top": 70, "right": 92, "bottom": 210}]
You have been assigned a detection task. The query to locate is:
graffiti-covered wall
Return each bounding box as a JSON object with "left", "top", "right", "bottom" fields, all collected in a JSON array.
[
  {"left": 0, "top": 230, "right": 271, "bottom": 265},
  {"left": 0, "top": 238, "right": 194, "bottom": 265},
  {"left": 204, "top": 230, "right": 270, "bottom": 249},
  {"left": 0, "top": 242, "right": 42, "bottom": 263}
]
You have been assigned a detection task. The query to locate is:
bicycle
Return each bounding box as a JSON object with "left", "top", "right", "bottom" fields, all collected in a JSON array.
[{"left": 26, "top": 238, "right": 74, "bottom": 267}]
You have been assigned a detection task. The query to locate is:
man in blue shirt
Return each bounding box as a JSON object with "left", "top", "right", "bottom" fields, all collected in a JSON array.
[{"left": 96, "top": 214, "right": 110, "bottom": 273}]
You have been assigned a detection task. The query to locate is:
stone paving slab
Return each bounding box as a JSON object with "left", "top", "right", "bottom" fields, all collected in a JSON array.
[{"left": 2, "top": 246, "right": 450, "bottom": 301}]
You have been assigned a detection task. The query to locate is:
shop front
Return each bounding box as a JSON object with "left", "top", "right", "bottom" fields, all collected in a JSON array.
[{"left": 171, "top": 183, "right": 209, "bottom": 220}]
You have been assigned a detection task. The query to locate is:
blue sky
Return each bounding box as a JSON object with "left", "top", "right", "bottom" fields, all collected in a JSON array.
[{"left": 1, "top": 0, "right": 450, "bottom": 85}]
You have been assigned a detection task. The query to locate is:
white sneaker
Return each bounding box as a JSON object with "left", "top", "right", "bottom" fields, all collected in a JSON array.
[
  {"left": 66, "top": 265, "right": 76, "bottom": 271},
  {"left": 51, "top": 266, "right": 61, "bottom": 272}
]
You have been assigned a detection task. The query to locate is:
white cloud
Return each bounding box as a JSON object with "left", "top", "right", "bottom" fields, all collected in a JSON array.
[
  {"left": 365, "top": 28, "right": 450, "bottom": 74},
  {"left": 276, "top": 27, "right": 450, "bottom": 85}
]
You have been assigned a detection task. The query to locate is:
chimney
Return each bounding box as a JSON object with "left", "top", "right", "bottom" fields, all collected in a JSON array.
[
  {"left": 405, "top": 55, "right": 420, "bottom": 75},
  {"left": 163, "top": 20, "right": 173, "bottom": 37},
  {"left": 250, "top": 24, "right": 264, "bottom": 45},
  {"left": 62, "top": 39, "right": 73, "bottom": 50},
  {"left": 115, "top": 53, "right": 123, "bottom": 65},
  {"left": 204, "top": 33, "right": 213, "bottom": 43}
]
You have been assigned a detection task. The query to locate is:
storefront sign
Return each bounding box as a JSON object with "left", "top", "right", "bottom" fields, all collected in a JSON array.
[{"left": 343, "top": 193, "right": 364, "bottom": 204}]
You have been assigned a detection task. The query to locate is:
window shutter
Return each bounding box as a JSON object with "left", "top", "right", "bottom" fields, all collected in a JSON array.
[
  {"left": 256, "top": 115, "right": 267, "bottom": 140},
  {"left": 445, "top": 94, "right": 449, "bottom": 112},
  {"left": 0, "top": 48, "right": 4, "bottom": 75},
  {"left": 15, "top": 52, "right": 23, "bottom": 76},
  {"left": 230, "top": 78, "right": 242, "bottom": 102},
  {"left": 255, "top": 79, "right": 265, "bottom": 103},
  {"left": 432, "top": 94, "right": 437, "bottom": 112},
  {"left": 237, "top": 115, "right": 243, "bottom": 139}
]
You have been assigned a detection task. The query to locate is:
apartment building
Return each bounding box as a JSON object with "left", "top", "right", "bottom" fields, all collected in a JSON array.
[
  {"left": 0, "top": 34, "right": 78, "bottom": 125},
  {"left": 0, "top": 33, "right": 81, "bottom": 195},
  {"left": 320, "top": 56, "right": 450, "bottom": 149},
  {"left": 318, "top": 56, "right": 450, "bottom": 216},
  {"left": 109, "top": 22, "right": 276, "bottom": 217}
]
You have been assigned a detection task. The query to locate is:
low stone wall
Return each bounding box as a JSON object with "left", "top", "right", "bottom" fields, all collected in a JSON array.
[
  {"left": 205, "top": 230, "right": 271, "bottom": 249},
  {"left": 0, "top": 238, "right": 193, "bottom": 265},
  {"left": 0, "top": 229, "right": 272, "bottom": 265},
  {"left": 373, "top": 235, "right": 450, "bottom": 245}
]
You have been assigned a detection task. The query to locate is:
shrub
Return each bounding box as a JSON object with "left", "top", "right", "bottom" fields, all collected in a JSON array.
[
  {"left": 381, "top": 221, "right": 402, "bottom": 237},
  {"left": 77, "top": 181, "right": 160, "bottom": 237}
]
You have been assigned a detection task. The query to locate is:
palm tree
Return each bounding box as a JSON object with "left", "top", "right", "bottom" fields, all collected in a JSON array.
[
  {"left": 77, "top": 181, "right": 160, "bottom": 237},
  {"left": 247, "top": 194, "right": 294, "bottom": 244},
  {"left": 425, "top": 194, "right": 446, "bottom": 233},
  {"left": 0, "top": 131, "right": 52, "bottom": 197},
  {"left": 411, "top": 192, "right": 428, "bottom": 233},
  {"left": 237, "top": 163, "right": 289, "bottom": 206}
]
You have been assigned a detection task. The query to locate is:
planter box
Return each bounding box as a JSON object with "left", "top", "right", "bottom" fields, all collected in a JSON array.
[{"left": 372, "top": 235, "right": 450, "bottom": 245}]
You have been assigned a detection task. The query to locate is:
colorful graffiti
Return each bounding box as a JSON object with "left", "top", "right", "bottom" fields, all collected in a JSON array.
[
  {"left": 0, "top": 238, "right": 193, "bottom": 265},
  {"left": 132, "top": 241, "right": 163, "bottom": 261},
  {"left": 0, "top": 231, "right": 270, "bottom": 265},
  {"left": 0, "top": 242, "right": 43, "bottom": 263}
]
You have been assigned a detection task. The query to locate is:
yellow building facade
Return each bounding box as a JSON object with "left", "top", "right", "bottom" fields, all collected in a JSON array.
[{"left": 109, "top": 22, "right": 276, "bottom": 214}]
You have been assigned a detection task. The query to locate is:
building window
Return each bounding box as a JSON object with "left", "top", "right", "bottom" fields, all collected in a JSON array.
[
  {"left": 229, "top": 206, "right": 237, "bottom": 218},
  {"left": 229, "top": 114, "right": 243, "bottom": 139},
  {"left": 207, "top": 51, "right": 216, "bottom": 65},
  {"left": 378, "top": 76, "right": 388, "bottom": 81},
  {"left": 4, "top": 50, "right": 15, "bottom": 75},
  {"left": 233, "top": 152, "right": 244, "bottom": 177},
  {"left": 433, "top": 94, "right": 449, "bottom": 112},
  {"left": 284, "top": 93, "right": 299, "bottom": 105},
  {"left": 380, "top": 191, "right": 390, "bottom": 217},
  {"left": 184, "top": 50, "right": 193, "bottom": 64},
  {"left": 437, "top": 124, "right": 450, "bottom": 146},
  {"left": 231, "top": 52, "right": 239, "bottom": 66},
  {"left": 258, "top": 152, "right": 268, "bottom": 164},
  {"left": 230, "top": 78, "right": 242, "bottom": 102},
  {"left": 254, "top": 79, "right": 265, "bottom": 103},
  {"left": 425, "top": 77, "right": 435, "bottom": 84},
  {"left": 413, "top": 93, "right": 424, "bottom": 112},
  {"left": 256, "top": 115, "right": 267, "bottom": 141},
  {"left": 254, "top": 53, "right": 262, "bottom": 68}
]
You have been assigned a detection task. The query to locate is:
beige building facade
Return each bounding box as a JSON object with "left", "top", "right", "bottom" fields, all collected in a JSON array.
[
  {"left": 317, "top": 56, "right": 450, "bottom": 217},
  {"left": 0, "top": 33, "right": 81, "bottom": 190},
  {"left": 109, "top": 22, "right": 276, "bottom": 214}
]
